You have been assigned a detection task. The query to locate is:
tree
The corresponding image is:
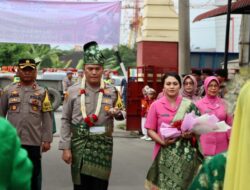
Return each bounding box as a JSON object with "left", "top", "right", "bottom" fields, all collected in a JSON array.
[
  {"left": 0, "top": 43, "right": 63, "bottom": 68},
  {"left": 22, "top": 44, "right": 63, "bottom": 69},
  {"left": 0, "top": 43, "right": 31, "bottom": 66},
  {"left": 101, "top": 45, "right": 136, "bottom": 74}
]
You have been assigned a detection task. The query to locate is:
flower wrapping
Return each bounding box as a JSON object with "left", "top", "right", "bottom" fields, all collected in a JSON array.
[
  {"left": 159, "top": 122, "right": 181, "bottom": 139},
  {"left": 160, "top": 112, "right": 231, "bottom": 139},
  {"left": 190, "top": 114, "right": 220, "bottom": 135}
]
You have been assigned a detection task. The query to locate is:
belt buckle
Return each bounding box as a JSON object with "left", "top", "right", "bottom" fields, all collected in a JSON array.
[{"left": 77, "top": 124, "right": 85, "bottom": 135}]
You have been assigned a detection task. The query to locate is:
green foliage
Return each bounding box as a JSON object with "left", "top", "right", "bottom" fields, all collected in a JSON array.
[
  {"left": 0, "top": 43, "right": 30, "bottom": 66},
  {"left": 102, "top": 45, "right": 136, "bottom": 74},
  {"left": 0, "top": 43, "right": 136, "bottom": 72},
  {"left": 0, "top": 43, "right": 63, "bottom": 69},
  {"left": 76, "top": 59, "right": 84, "bottom": 69}
]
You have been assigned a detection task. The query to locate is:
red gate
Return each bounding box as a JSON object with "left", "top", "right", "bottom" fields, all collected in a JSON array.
[{"left": 126, "top": 66, "right": 177, "bottom": 131}]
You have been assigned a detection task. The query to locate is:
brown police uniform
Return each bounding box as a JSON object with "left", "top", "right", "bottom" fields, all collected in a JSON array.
[
  {"left": 0, "top": 82, "right": 53, "bottom": 190},
  {"left": 59, "top": 41, "right": 125, "bottom": 190},
  {"left": 0, "top": 59, "right": 53, "bottom": 190},
  {"left": 59, "top": 82, "right": 118, "bottom": 149},
  {"left": 59, "top": 82, "right": 119, "bottom": 187},
  {"left": 0, "top": 82, "right": 53, "bottom": 145},
  {"left": 62, "top": 76, "right": 74, "bottom": 93}
]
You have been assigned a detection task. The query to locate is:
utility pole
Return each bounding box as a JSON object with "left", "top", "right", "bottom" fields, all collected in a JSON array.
[
  {"left": 178, "top": 0, "right": 190, "bottom": 76},
  {"left": 223, "top": 0, "right": 232, "bottom": 77}
]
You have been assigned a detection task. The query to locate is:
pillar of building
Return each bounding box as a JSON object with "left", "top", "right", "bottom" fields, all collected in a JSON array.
[{"left": 137, "top": 0, "right": 179, "bottom": 70}]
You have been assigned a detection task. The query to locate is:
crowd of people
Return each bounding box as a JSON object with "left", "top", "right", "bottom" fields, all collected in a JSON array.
[
  {"left": 141, "top": 68, "right": 238, "bottom": 189},
  {"left": 0, "top": 40, "right": 248, "bottom": 190}
]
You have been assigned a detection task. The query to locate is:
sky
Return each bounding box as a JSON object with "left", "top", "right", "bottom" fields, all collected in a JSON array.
[{"left": 174, "top": 0, "right": 217, "bottom": 50}]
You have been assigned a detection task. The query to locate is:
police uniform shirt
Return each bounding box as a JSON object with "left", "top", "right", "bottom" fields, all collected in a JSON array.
[
  {"left": 59, "top": 83, "right": 118, "bottom": 150},
  {"left": 0, "top": 82, "right": 53, "bottom": 146},
  {"left": 62, "top": 77, "right": 74, "bottom": 92}
]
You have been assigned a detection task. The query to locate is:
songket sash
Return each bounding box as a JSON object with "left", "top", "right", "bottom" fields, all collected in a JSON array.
[{"left": 71, "top": 125, "right": 113, "bottom": 185}]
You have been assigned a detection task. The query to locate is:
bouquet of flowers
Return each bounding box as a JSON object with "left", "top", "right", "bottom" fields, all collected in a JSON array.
[{"left": 160, "top": 112, "right": 231, "bottom": 139}]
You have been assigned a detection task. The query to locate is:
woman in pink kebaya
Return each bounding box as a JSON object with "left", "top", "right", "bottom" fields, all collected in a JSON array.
[
  {"left": 144, "top": 73, "right": 202, "bottom": 190},
  {"left": 195, "top": 76, "right": 233, "bottom": 157},
  {"left": 181, "top": 75, "right": 200, "bottom": 103}
]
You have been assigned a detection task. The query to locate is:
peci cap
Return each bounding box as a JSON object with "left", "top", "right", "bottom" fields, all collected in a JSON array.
[
  {"left": 83, "top": 41, "right": 105, "bottom": 66},
  {"left": 18, "top": 59, "right": 37, "bottom": 69},
  {"left": 66, "top": 70, "right": 73, "bottom": 75}
]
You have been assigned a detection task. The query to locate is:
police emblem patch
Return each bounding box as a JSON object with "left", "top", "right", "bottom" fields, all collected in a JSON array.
[
  {"left": 104, "top": 105, "right": 110, "bottom": 111},
  {"left": 32, "top": 106, "right": 38, "bottom": 111},
  {"left": 11, "top": 105, "right": 17, "bottom": 111}
]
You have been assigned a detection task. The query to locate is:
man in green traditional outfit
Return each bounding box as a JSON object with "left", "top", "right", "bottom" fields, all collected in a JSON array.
[{"left": 59, "top": 41, "right": 124, "bottom": 190}]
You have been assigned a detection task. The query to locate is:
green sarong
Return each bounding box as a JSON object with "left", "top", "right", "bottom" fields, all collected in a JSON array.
[
  {"left": 145, "top": 98, "right": 203, "bottom": 190},
  {"left": 145, "top": 139, "right": 202, "bottom": 190},
  {"left": 71, "top": 125, "right": 113, "bottom": 185}
]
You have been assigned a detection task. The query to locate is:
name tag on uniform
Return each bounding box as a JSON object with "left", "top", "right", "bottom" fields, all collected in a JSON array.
[
  {"left": 89, "top": 126, "right": 106, "bottom": 134},
  {"left": 161, "top": 114, "right": 169, "bottom": 117}
]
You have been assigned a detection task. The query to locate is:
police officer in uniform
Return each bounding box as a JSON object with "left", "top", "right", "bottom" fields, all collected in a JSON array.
[
  {"left": 63, "top": 70, "right": 74, "bottom": 93},
  {"left": 0, "top": 59, "right": 53, "bottom": 190},
  {"left": 59, "top": 41, "right": 124, "bottom": 190}
]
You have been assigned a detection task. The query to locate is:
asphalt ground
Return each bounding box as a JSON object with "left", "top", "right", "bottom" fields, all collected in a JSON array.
[{"left": 41, "top": 108, "right": 154, "bottom": 190}]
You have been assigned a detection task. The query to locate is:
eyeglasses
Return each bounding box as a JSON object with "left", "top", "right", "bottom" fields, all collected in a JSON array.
[
  {"left": 208, "top": 84, "right": 219, "bottom": 88},
  {"left": 184, "top": 82, "right": 194, "bottom": 86}
]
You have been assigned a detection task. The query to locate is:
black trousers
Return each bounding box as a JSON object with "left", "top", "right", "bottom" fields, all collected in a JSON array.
[
  {"left": 22, "top": 145, "right": 41, "bottom": 190},
  {"left": 74, "top": 174, "right": 109, "bottom": 190}
]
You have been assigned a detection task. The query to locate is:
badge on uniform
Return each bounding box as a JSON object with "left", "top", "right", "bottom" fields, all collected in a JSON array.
[
  {"left": 32, "top": 106, "right": 38, "bottom": 111},
  {"left": 104, "top": 105, "right": 110, "bottom": 111},
  {"left": 103, "top": 98, "right": 111, "bottom": 104},
  {"left": 161, "top": 114, "right": 169, "bottom": 117},
  {"left": 104, "top": 89, "right": 111, "bottom": 95},
  {"left": 11, "top": 105, "right": 17, "bottom": 111},
  {"left": 32, "top": 99, "right": 39, "bottom": 106},
  {"left": 10, "top": 90, "right": 19, "bottom": 97}
]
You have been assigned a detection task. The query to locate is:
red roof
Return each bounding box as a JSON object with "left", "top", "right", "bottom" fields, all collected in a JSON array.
[{"left": 193, "top": 0, "right": 250, "bottom": 22}]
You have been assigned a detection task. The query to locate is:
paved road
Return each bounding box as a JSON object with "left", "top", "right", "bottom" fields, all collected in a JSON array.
[{"left": 42, "top": 108, "right": 154, "bottom": 190}]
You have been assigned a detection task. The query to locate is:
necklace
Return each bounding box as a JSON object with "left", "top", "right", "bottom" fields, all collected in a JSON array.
[{"left": 80, "top": 76, "right": 104, "bottom": 127}]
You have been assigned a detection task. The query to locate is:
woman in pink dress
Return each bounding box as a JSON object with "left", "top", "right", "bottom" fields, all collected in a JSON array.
[
  {"left": 145, "top": 73, "right": 203, "bottom": 190},
  {"left": 195, "top": 76, "right": 233, "bottom": 157}
]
